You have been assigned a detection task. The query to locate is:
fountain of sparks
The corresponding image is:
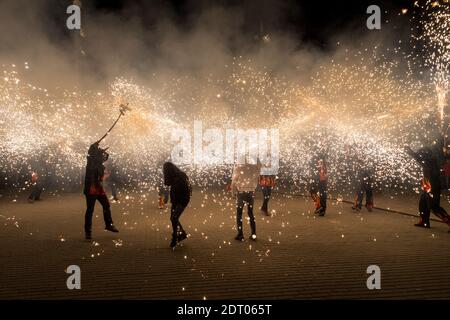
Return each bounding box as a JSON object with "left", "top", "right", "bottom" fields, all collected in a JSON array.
[
  {"left": 411, "top": 0, "right": 450, "bottom": 130},
  {"left": 0, "top": 2, "right": 448, "bottom": 199}
]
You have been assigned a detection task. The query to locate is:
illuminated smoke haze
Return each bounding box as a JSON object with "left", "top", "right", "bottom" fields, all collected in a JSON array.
[{"left": 0, "top": 0, "right": 449, "bottom": 198}]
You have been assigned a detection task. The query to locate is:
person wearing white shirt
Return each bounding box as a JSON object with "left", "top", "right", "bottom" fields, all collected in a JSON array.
[{"left": 230, "top": 161, "right": 262, "bottom": 241}]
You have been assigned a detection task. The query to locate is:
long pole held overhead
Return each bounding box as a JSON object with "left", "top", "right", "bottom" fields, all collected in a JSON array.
[{"left": 96, "top": 103, "right": 131, "bottom": 144}]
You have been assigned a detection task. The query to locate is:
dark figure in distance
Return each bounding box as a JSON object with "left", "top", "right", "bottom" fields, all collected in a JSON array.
[
  {"left": 259, "top": 175, "right": 276, "bottom": 216},
  {"left": 310, "top": 158, "right": 328, "bottom": 216},
  {"left": 28, "top": 171, "right": 43, "bottom": 203},
  {"left": 352, "top": 166, "right": 374, "bottom": 212}
]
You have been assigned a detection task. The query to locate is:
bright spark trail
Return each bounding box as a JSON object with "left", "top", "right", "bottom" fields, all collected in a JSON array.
[{"left": 0, "top": 1, "right": 449, "bottom": 201}]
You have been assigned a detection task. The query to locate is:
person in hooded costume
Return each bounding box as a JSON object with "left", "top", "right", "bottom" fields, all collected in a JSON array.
[
  {"left": 163, "top": 162, "right": 192, "bottom": 248},
  {"left": 83, "top": 142, "right": 119, "bottom": 240},
  {"left": 405, "top": 145, "right": 450, "bottom": 230}
]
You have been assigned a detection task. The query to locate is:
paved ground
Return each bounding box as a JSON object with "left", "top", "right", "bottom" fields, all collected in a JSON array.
[{"left": 0, "top": 189, "right": 449, "bottom": 299}]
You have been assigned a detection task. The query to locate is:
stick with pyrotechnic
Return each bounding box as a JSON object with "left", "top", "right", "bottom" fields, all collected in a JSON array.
[{"left": 96, "top": 103, "right": 131, "bottom": 144}]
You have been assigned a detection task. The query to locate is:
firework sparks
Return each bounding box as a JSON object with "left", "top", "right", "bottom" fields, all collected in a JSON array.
[{"left": 0, "top": 2, "right": 448, "bottom": 203}]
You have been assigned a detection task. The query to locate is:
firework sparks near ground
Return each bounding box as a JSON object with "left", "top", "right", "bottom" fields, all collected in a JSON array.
[{"left": 0, "top": 1, "right": 448, "bottom": 201}]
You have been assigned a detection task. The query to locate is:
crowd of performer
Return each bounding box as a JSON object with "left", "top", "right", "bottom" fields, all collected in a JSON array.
[
  {"left": 18, "top": 134, "right": 450, "bottom": 248},
  {"left": 78, "top": 144, "right": 450, "bottom": 247}
]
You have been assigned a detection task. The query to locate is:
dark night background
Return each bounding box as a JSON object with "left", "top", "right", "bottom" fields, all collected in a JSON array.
[
  {"left": 89, "top": 0, "right": 411, "bottom": 43},
  {"left": 3, "top": 1, "right": 450, "bottom": 303},
  {"left": 1, "top": 0, "right": 418, "bottom": 87},
  {"left": 52, "top": 0, "right": 413, "bottom": 49}
]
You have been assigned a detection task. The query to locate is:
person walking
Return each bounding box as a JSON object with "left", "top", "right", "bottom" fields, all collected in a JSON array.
[
  {"left": 230, "top": 161, "right": 262, "bottom": 241},
  {"left": 259, "top": 175, "right": 276, "bottom": 216},
  {"left": 163, "top": 162, "right": 192, "bottom": 248}
]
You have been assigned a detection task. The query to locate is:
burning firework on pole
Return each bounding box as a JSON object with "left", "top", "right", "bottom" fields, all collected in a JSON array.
[{"left": 96, "top": 103, "right": 131, "bottom": 144}]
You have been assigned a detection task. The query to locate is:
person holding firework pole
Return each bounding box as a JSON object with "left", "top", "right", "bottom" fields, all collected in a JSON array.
[
  {"left": 84, "top": 143, "right": 119, "bottom": 240},
  {"left": 83, "top": 103, "right": 130, "bottom": 240},
  {"left": 405, "top": 145, "right": 450, "bottom": 230}
]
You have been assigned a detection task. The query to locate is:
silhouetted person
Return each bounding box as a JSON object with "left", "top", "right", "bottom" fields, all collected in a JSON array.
[
  {"left": 83, "top": 143, "right": 119, "bottom": 240},
  {"left": 310, "top": 157, "right": 328, "bottom": 216},
  {"left": 28, "top": 171, "right": 43, "bottom": 203},
  {"left": 163, "top": 162, "right": 192, "bottom": 248},
  {"left": 352, "top": 166, "right": 374, "bottom": 212},
  {"left": 405, "top": 146, "right": 450, "bottom": 230},
  {"left": 259, "top": 175, "right": 276, "bottom": 216}
]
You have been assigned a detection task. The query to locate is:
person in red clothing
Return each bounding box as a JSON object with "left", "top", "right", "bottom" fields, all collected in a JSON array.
[
  {"left": 405, "top": 145, "right": 450, "bottom": 230},
  {"left": 83, "top": 142, "right": 119, "bottom": 240},
  {"left": 259, "top": 175, "right": 276, "bottom": 216},
  {"left": 310, "top": 157, "right": 328, "bottom": 216}
]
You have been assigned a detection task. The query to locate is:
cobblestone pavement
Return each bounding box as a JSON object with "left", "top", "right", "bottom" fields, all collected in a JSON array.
[{"left": 0, "top": 190, "right": 449, "bottom": 299}]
